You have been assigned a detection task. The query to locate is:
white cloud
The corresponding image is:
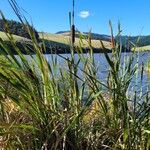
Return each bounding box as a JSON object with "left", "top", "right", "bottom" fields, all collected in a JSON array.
[{"left": 79, "top": 11, "right": 90, "bottom": 18}]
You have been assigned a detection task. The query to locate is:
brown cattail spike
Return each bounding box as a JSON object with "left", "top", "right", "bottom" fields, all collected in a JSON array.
[
  {"left": 71, "top": 24, "right": 75, "bottom": 44},
  {"left": 71, "top": 0, "right": 75, "bottom": 44}
]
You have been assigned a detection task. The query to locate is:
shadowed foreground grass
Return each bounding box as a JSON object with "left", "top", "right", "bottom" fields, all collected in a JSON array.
[{"left": 0, "top": 2, "right": 150, "bottom": 150}]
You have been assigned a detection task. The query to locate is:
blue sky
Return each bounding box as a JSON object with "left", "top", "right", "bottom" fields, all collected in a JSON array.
[{"left": 0, "top": 0, "right": 150, "bottom": 35}]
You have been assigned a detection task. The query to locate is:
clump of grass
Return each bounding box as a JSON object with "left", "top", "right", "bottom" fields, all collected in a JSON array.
[{"left": 0, "top": 1, "right": 150, "bottom": 149}]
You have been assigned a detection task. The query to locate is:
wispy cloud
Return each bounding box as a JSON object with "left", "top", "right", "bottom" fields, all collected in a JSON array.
[{"left": 79, "top": 11, "right": 90, "bottom": 18}]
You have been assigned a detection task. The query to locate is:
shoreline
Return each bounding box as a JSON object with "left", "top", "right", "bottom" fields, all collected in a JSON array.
[{"left": 1, "top": 40, "right": 150, "bottom": 55}]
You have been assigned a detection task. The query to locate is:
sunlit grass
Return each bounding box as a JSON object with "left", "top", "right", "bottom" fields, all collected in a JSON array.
[
  {"left": 39, "top": 32, "right": 111, "bottom": 49},
  {"left": 0, "top": 31, "right": 30, "bottom": 42},
  {"left": 132, "top": 45, "right": 150, "bottom": 51},
  {"left": 0, "top": 30, "right": 112, "bottom": 50}
]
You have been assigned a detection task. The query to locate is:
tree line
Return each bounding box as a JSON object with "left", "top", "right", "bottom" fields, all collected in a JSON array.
[
  {"left": 0, "top": 19, "right": 39, "bottom": 40},
  {"left": 116, "top": 35, "right": 150, "bottom": 47}
]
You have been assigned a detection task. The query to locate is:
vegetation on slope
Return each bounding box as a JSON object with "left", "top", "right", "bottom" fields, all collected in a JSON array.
[
  {"left": 116, "top": 35, "right": 150, "bottom": 47},
  {"left": 0, "top": 18, "right": 112, "bottom": 52},
  {"left": 1, "top": 18, "right": 150, "bottom": 53},
  {"left": 0, "top": 19, "right": 39, "bottom": 40},
  {"left": 39, "top": 32, "right": 112, "bottom": 50},
  {"left": 0, "top": 31, "right": 30, "bottom": 42},
  {"left": 0, "top": 31, "right": 112, "bottom": 54},
  {"left": 133, "top": 45, "right": 150, "bottom": 51},
  {"left": 56, "top": 30, "right": 111, "bottom": 41}
]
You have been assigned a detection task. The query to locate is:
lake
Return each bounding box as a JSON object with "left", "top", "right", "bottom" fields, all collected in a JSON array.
[
  {"left": 16, "top": 51, "right": 150, "bottom": 95},
  {"left": 45, "top": 51, "right": 150, "bottom": 95}
]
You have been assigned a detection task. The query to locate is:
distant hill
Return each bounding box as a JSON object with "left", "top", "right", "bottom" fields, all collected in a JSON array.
[
  {"left": 132, "top": 45, "right": 150, "bottom": 51},
  {"left": 57, "top": 31, "right": 150, "bottom": 48},
  {"left": 0, "top": 31, "right": 112, "bottom": 54},
  {"left": 56, "top": 31, "right": 111, "bottom": 42},
  {"left": 39, "top": 32, "right": 112, "bottom": 50},
  {"left": 1, "top": 28, "right": 150, "bottom": 54},
  {"left": 116, "top": 35, "right": 150, "bottom": 47}
]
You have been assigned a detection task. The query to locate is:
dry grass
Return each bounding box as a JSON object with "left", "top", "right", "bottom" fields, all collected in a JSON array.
[
  {"left": 39, "top": 32, "right": 112, "bottom": 49},
  {"left": 132, "top": 45, "right": 150, "bottom": 51},
  {"left": 1, "top": 31, "right": 150, "bottom": 52},
  {"left": 0, "top": 31, "right": 31, "bottom": 42},
  {"left": 0, "top": 31, "right": 112, "bottom": 50}
]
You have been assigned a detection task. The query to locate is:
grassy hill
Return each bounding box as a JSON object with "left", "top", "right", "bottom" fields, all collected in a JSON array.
[
  {"left": 0, "top": 31, "right": 31, "bottom": 42},
  {"left": 39, "top": 32, "right": 111, "bottom": 50},
  {"left": 56, "top": 31, "right": 111, "bottom": 41},
  {"left": 0, "top": 31, "right": 111, "bottom": 50},
  {"left": 1, "top": 31, "right": 150, "bottom": 53},
  {"left": 133, "top": 45, "right": 150, "bottom": 51}
]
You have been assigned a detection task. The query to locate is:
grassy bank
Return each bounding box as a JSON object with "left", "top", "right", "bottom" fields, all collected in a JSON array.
[{"left": 0, "top": 2, "right": 150, "bottom": 150}]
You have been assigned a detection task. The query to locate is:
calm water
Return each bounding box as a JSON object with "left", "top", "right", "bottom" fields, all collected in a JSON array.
[
  {"left": 45, "top": 52, "right": 150, "bottom": 93},
  {"left": 17, "top": 52, "right": 150, "bottom": 94}
]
